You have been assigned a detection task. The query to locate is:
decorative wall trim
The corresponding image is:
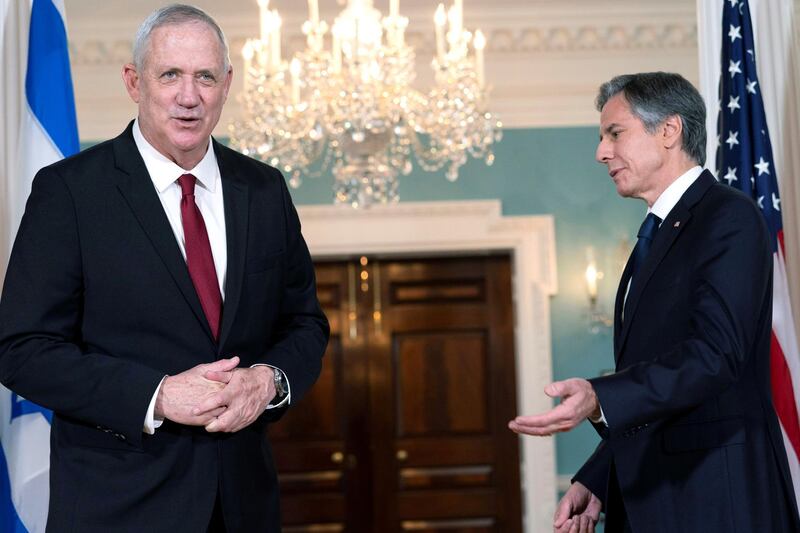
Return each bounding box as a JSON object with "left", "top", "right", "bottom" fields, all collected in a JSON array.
[
  {"left": 297, "top": 199, "right": 558, "bottom": 533},
  {"left": 68, "top": 22, "right": 697, "bottom": 66}
]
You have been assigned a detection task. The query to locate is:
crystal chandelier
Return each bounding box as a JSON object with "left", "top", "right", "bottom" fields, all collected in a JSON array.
[{"left": 229, "top": 0, "right": 502, "bottom": 208}]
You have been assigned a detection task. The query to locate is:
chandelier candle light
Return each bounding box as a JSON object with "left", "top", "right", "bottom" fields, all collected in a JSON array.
[{"left": 230, "top": 0, "right": 502, "bottom": 207}]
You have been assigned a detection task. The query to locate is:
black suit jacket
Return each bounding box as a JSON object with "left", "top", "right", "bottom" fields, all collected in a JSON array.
[
  {"left": 0, "top": 123, "right": 329, "bottom": 532},
  {"left": 574, "top": 170, "right": 800, "bottom": 532}
]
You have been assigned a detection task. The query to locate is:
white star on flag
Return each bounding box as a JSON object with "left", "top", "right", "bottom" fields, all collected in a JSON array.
[
  {"left": 745, "top": 79, "right": 758, "bottom": 94},
  {"left": 728, "top": 24, "right": 742, "bottom": 42},
  {"left": 726, "top": 131, "right": 739, "bottom": 149},
  {"left": 755, "top": 157, "right": 770, "bottom": 175},
  {"left": 728, "top": 95, "right": 740, "bottom": 112},
  {"left": 728, "top": 0, "right": 738, "bottom": 6},
  {"left": 729, "top": 59, "right": 742, "bottom": 77},
  {"left": 723, "top": 167, "right": 738, "bottom": 185},
  {"left": 772, "top": 193, "right": 781, "bottom": 211},
  {"left": 757, "top": 195, "right": 764, "bottom": 208}
]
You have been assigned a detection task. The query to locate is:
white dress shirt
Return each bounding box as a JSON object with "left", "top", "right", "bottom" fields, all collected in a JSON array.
[
  {"left": 648, "top": 166, "right": 703, "bottom": 222},
  {"left": 132, "top": 120, "right": 288, "bottom": 434}
]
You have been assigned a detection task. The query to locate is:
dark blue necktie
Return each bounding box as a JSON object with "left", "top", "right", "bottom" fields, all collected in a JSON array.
[{"left": 631, "top": 212, "right": 661, "bottom": 281}]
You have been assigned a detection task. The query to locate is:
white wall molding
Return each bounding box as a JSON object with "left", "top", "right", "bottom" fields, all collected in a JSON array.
[
  {"left": 68, "top": 22, "right": 697, "bottom": 67},
  {"left": 297, "top": 199, "right": 558, "bottom": 533}
]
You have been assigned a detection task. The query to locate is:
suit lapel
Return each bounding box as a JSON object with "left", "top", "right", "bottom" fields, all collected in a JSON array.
[
  {"left": 616, "top": 170, "right": 717, "bottom": 357},
  {"left": 215, "top": 141, "right": 250, "bottom": 351},
  {"left": 112, "top": 123, "right": 215, "bottom": 343}
]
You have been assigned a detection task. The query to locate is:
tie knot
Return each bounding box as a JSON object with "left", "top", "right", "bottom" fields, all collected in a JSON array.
[
  {"left": 178, "top": 173, "right": 197, "bottom": 197},
  {"left": 638, "top": 213, "right": 661, "bottom": 241}
]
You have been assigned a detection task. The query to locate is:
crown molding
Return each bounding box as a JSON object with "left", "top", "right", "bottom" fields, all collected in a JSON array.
[{"left": 69, "top": 22, "right": 697, "bottom": 66}]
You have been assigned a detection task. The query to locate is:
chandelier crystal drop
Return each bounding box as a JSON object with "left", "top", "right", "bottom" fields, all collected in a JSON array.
[{"left": 229, "top": 0, "right": 502, "bottom": 208}]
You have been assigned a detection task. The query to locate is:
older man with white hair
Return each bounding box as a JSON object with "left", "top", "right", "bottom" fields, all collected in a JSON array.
[{"left": 0, "top": 4, "right": 328, "bottom": 532}]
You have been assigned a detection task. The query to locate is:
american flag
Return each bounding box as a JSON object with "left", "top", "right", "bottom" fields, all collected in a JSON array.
[{"left": 716, "top": 0, "right": 800, "bottom": 507}]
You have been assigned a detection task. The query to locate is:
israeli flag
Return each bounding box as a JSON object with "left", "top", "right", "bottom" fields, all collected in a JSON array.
[{"left": 0, "top": 0, "right": 79, "bottom": 531}]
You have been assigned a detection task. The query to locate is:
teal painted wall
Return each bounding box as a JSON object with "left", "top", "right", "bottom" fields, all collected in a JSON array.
[{"left": 283, "top": 126, "right": 646, "bottom": 478}]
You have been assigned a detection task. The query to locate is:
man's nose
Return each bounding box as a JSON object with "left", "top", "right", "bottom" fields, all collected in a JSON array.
[
  {"left": 176, "top": 77, "right": 201, "bottom": 107},
  {"left": 596, "top": 139, "right": 611, "bottom": 164}
]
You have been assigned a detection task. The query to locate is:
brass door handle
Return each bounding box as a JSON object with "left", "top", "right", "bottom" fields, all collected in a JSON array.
[
  {"left": 331, "top": 451, "right": 358, "bottom": 468},
  {"left": 396, "top": 449, "right": 408, "bottom": 462}
]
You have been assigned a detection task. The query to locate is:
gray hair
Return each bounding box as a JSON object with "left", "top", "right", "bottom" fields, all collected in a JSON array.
[
  {"left": 596, "top": 72, "right": 706, "bottom": 166},
  {"left": 133, "top": 4, "right": 230, "bottom": 72}
]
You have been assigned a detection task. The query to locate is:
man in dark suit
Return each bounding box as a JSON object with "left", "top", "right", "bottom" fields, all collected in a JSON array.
[
  {"left": 0, "top": 5, "right": 328, "bottom": 532},
  {"left": 509, "top": 72, "right": 800, "bottom": 532}
]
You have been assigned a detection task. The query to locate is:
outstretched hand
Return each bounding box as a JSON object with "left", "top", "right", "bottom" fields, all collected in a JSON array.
[{"left": 508, "top": 378, "right": 600, "bottom": 436}]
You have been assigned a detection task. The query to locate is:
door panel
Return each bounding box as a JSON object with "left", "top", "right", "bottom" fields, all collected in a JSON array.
[
  {"left": 269, "top": 263, "right": 369, "bottom": 532},
  {"left": 271, "top": 256, "right": 521, "bottom": 533},
  {"left": 371, "top": 257, "right": 521, "bottom": 533},
  {"left": 394, "top": 332, "right": 490, "bottom": 436}
]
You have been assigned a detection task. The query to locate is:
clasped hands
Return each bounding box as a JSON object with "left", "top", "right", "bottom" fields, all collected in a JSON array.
[{"left": 154, "top": 356, "right": 276, "bottom": 433}]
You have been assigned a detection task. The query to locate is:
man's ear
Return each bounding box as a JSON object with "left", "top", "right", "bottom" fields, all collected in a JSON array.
[
  {"left": 662, "top": 114, "right": 683, "bottom": 151},
  {"left": 122, "top": 63, "right": 141, "bottom": 103}
]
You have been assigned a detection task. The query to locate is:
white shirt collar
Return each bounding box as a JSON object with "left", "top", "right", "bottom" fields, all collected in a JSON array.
[
  {"left": 132, "top": 118, "right": 218, "bottom": 194},
  {"left": 649, "top": 166, "right": 703, "bottom": 221}
]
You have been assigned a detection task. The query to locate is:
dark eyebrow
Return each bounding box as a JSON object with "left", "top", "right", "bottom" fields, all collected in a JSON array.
[{"left": 599, "top": 123, "right": 622, "bottom": 140}]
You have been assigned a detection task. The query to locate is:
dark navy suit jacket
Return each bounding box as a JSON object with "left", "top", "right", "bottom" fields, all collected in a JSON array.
[
  {"left": 0, "top": 122, "right": 329, "bottom": 532},
  {"left": 574, "top": 170, "right": 799, "bottom": 532}
]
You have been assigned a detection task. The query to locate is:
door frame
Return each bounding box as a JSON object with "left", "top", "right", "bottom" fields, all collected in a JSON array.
[{"left": 298, "top": 199, "right": 558, "bottom": 533}]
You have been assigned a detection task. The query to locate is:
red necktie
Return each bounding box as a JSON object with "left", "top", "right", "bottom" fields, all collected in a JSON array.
[{"left": 178, "top": 173, "right": 222, "bottom": 341}]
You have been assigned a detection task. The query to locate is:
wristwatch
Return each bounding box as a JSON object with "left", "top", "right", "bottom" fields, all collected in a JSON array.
[{"left": 272, "top": 367, "right": 288, "bottom": 400}]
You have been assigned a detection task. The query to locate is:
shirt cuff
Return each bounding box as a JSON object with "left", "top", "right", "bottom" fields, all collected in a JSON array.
[
  {"left": 589, "top": 404, "right": 608, "bottom": 427},
  {"left": 251, "top": 364, "right": 291, "bottom": 409},
  {"left": 143, "top": 376, "right": 167, "bottom": 435}
]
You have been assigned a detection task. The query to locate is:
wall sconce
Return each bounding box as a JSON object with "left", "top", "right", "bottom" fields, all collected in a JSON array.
[{"left": 585, "top": 247, "right": 612, "bottom": 334}]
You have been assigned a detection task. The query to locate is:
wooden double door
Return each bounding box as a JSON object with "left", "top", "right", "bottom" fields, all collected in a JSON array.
[{"left": 269, "top": 255, "right": 522, "bottom": 533}]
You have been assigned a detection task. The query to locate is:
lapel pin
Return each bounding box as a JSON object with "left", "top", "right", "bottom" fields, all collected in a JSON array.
[{"left": 674, "top": 221, "right": 681, "bottom": 228}]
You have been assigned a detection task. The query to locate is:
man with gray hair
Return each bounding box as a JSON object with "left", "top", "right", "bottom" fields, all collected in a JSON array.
[
  {"left": 510, "top": 72, "right": 799, "bottom": 532},
  {"left": 0, "top": 4, "right": 328, "bottom": 532}
]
